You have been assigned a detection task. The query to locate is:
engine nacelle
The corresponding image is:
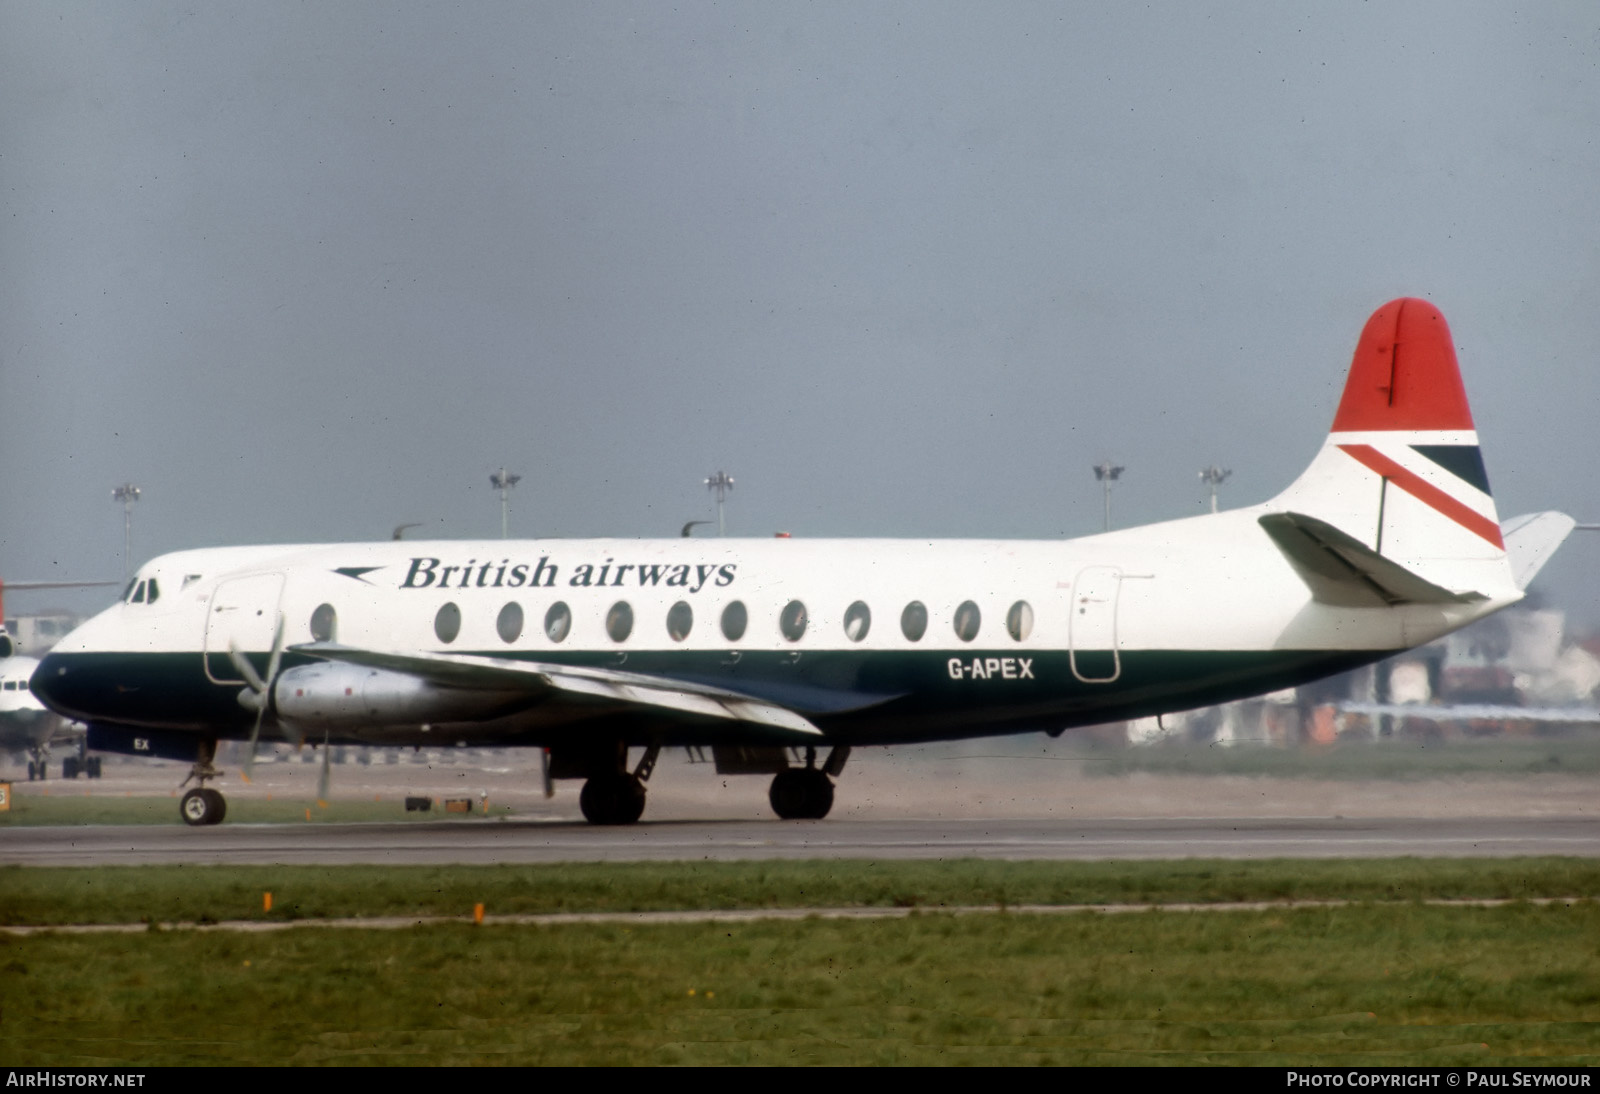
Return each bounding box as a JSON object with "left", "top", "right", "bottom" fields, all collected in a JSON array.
[{"left": 273, "top": 662, "right": 523, "bottom": 734}]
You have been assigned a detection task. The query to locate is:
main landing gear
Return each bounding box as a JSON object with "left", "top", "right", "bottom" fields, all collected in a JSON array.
[
  {"left": 564, "top": 741, "right": 851, "bottom": 825},
  {"left": 179, "top": 738, "right": 227, "bottom": 826},
  {"left": 577, "top": 743, "right": 658, "bottom": 825},
  {"left": 768, "top": 745, "right": 849, "bottom": 820},
  {"left": 579, "top": 772, "right": 647, "bottom": 825}
]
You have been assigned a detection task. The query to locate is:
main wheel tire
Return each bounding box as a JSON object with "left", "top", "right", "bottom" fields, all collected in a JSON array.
[
  {"left": 63, "top": 756, "right": 79, "bottom": 779},
  {"left": 180, "top": 787, "right": 226, "bottom": 826},
  {"left": 27, "top": 761, "right": 37, "bottom": 782},
  {"left": 769, "top": 769, "right": 834, "bottom": 820},
  {"left": 87, "top": 756, "right": 102, "bottom": 779},
  {"left": 579, "top": 774, "right": 646, "bottom": 825}
]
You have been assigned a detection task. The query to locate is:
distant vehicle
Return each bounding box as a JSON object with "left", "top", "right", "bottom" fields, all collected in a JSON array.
[{"left": 33, "top": 299, "right": 1575, "bottom": 826}]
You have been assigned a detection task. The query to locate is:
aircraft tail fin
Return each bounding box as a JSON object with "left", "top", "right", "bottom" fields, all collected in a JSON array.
[{"left": 1268, "top": 298, "right": 1518, "bottom": 600}]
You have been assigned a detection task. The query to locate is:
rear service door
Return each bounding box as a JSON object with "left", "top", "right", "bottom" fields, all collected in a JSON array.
[{"left": 1068, "top": 565, "right": 1122, "bottom": 683}]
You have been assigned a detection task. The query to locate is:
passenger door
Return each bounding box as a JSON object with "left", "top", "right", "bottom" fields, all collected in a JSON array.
[{"left": 203, "top": 574, "right": 285, "bottom": 684}]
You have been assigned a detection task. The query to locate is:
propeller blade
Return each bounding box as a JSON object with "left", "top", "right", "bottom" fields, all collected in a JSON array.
[
  {"left": 316, "top": 731, "right": 331, "bottom": 807},
  {"left": 241, "top": 614, "right": 287, "bottom": 783},
  {"left": 262, "top": 615, "right": 284, "bottom": 688},
  {"left": 227, "top": 639, "right": 268, "bottom": 695},
  {"left": 541, "top": 747, "right": 554, "bottom": 799},
  {"left": 277, "top": 714, "right": 306, "bottom": 748}
]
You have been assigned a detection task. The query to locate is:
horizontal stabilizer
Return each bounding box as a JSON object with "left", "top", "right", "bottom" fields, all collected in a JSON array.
[
  {"left": 290, "top": 642, "right": 823, "bottom": 740},
  {"left": 1500, "top": 511, "right": 1577, "bottom": 590},
  {"left": 1259, "top": 511, "right": 1482, "bottom": 607}
]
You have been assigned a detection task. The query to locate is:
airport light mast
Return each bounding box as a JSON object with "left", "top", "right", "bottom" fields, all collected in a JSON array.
[
  {"left": 705, "top": 470, "right": 734, "bottom": 536},
  {"left": 1199, "top": 465, "right": 1232, "bottom": 513},
  {"left": 112, "top": 483, "right": 141, "bottom": 582},
  {"left": 490, "top": 468, "right": 522, "bottom": 539},
  {"left": 1091, "top": 461, "right": 1123, "bottom": 531}
]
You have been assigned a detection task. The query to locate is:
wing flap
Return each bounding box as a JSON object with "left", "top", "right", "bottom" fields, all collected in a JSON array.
[
  {"left": 1259, "top": 511, "right": 1483, "bottom": 607},
  {"left": 289, "top": 642, "right": 823, "bottom": 739}
]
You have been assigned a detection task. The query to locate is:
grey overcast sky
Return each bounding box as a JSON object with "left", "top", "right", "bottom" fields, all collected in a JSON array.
[{"left": 4, "top": 2, "right": 1599, "bottom": 626}]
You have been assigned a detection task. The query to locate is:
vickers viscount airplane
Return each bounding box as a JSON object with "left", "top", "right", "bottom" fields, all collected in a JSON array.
[{"left": 33, "top": 299, "right": 1575, "bottom": 826}]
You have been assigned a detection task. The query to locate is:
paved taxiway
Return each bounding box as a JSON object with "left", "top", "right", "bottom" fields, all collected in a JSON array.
[
  {"left": 5, "top": 814, "right": 1600, "bottom": 866},
  {"left": 6, "top": 743, "right": 1598, "bottom": 865}
]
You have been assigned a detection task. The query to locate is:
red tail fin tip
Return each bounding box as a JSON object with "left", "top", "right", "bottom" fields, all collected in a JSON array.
[{"left": 1330, "top": 298, "right": 1474, "bottom": 433}]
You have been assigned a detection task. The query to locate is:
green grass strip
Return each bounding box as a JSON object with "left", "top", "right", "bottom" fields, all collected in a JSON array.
[
  {"left": 5, "top": 858, "right": 1600, "bottom": 926},
  {"left": 4, "top": 903, "right": 1598, "bottom": 1065}
]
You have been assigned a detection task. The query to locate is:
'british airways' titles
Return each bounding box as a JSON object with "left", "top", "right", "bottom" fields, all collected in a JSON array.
[{"left": 400, "top": 556, "right": 737, "bottom": 594}]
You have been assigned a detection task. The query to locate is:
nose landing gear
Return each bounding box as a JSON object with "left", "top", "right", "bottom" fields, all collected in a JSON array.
[{"left": 178, "top": 738, "right": 227, "bottom": 826}]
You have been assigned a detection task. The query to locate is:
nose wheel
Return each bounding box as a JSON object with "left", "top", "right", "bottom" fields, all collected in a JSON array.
[{"left": 180, "top": 787, "right": 227, "bottom": 826}]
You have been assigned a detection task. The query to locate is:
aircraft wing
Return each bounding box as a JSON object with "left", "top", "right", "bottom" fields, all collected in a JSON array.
[
  {"left": 289, "top": 642, "right": 824, "bottom": 740},
  {"left": 1259, "top": 511, "right": 1484, "bottom": 607}
]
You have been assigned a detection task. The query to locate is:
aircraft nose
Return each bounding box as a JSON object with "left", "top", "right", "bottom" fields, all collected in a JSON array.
[{"left": 31, "top": 654, "right": 75, "bottom": 716}]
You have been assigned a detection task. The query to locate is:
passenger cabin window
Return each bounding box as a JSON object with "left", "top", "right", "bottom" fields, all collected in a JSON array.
[
  {"left": 1006, "top": 601, "right": 1034, "bottom": 642},
  {"left": 843, "top": 601, "right": 871, "bottom": 642},
  {"left": 779, "top": 600, "right": 808, "bottom": 642},
  {"left": 497, "top": 602, "right": 523, "bottom": 643},
  {"left": 434, "top": 602, "right": 461, "bottom": 644},
  {"left": 545, "top": 602, "right": 572, "bottom": 642},
  {"left": 721, "top": 601, "right": 748, "bottom": 641},
  {"left": 310, "top": 603, "right": 337, "bottom": 642},
  {"left": 901, "top": 601, "right": 928, "bottom": 642},
  {"left": 606, "top": 601, "right": 634, "bottom": 642},
  {"left": 667, "top": 601, "right": 693, "bottom": 642},
  {"left": 953, "top": 600, "right": 981, "bottom": 642}
]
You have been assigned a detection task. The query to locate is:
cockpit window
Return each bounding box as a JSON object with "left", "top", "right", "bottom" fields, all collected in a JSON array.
[
  {"left": 145, "top": 578, "right": 160, "bottom": 604},
  {"left": 122, "top": 579, "right": 137, "bottom": 602},
  {"left": 130, "top": 581, "right": 147, "bottom": 604}
]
